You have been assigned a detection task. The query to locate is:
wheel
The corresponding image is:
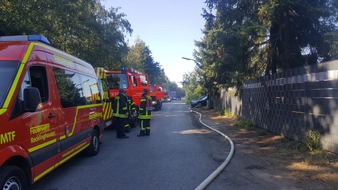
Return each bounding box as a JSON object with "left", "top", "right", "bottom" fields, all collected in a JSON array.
[
  {"left": 159, "top": 101, "right": 162, "bottom": 110},
  {"left": 154, "top": 103, "right": 159, "bottom": 111},
  {"left": 0, "top": 166, "right": 28, "bottom": 190},
  {"left": 85, "top": 129, "right": 100, "bottom": 156}
]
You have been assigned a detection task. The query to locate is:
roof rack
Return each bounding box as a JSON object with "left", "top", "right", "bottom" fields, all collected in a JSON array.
[{"left": 0, "top": 35, "right": 50, "bottom": 45}]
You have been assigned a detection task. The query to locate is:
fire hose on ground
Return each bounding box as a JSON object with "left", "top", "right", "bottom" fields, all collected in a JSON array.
[{"left": 190, "top": 107, "right": 235, "bottom": 190}]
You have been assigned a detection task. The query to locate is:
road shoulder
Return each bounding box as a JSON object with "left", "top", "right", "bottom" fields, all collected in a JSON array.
[{"left": 191, "top": 108, "right": 338, "bottom": 189}]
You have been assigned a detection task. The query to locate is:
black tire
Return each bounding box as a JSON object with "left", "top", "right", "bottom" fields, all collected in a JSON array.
[
  {"left": 154, "top": 104, "right": 159, "bottom": 111},
  {"left": 85, "top": 129, "right": 100, "bottom": 156},
  {"left": 0, "top": 166, "right": 29, "bottom": 190}
]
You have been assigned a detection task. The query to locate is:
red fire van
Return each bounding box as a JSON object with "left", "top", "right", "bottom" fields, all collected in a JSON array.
[{"left": 0, "top": 35, "right": 104, "bottom": 189}]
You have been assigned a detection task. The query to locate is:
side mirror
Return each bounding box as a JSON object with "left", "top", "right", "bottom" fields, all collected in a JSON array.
[{"left": 24, "top": 87, "right": 42, "bottom": 112}]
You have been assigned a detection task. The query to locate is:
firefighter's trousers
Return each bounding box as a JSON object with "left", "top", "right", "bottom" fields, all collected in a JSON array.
[{"left": 139, "top": 119, "right": 151, "bottom": 135}]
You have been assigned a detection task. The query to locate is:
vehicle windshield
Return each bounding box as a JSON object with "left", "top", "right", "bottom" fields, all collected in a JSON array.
[
  {"left": 0, "top": 61, "right": 20, "bottom": 108},
  {"left": 106, "top": 73, "right": 128, "bottom": 89}
]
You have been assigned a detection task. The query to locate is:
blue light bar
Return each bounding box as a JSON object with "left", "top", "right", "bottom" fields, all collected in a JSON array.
[
  {"left": 121, "top": 66, "right": 126, "bottom": 73},
  {"left": 0, "top": 35, "right": 50, "bottom": 45}
]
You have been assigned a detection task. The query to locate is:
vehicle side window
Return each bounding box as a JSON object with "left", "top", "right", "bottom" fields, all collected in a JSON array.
[
  {"left": 140, "top": 75, "right": 148, "bottom": 86},
  {"left": 80, "top": 75, "right": 101, "bottom": 104},
  {"left": 53, "top": 68, "right": 80, "bottom": 108},
  {"left": 53, "top": 68, "right": 100, "bottom": 107},
  {"left": 132, "top": 76, "right": 137, "bottom": 87},
  {"left": 30, "top": 67, "right": 49, "bottom": 102},
  {"left": 11, "top": 66, "right": 48, "bottom": 119}
]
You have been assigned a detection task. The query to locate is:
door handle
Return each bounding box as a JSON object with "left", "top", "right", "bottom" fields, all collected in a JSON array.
[{"left": 48, "top": 113, "right": 55, "bottom": 119}]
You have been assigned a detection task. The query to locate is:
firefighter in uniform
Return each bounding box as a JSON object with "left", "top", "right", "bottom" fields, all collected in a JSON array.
[
  {"left": 125, "top": 96, "right": 136, "bottom": 133},
  {"left": 137, "top": 89, "right": 152, "bottom": 137},
  {"left": 112, "top": 89, "right": 129, "bottom": 139}
]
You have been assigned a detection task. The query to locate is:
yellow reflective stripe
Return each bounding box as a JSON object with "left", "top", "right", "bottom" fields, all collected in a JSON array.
[
  {"left": 34, "top": 141, "right": 89, "bottom": 183},
  {"left": 28, "top": 139, "right": 57, "bottom": 153},
  {"left": 112, "top": 113, "right": 128, "bottom": 118},
  {"left": 101, "top": 69, "right": 105, "bottom": 78},
  {"left": 0, "top": 43, "right": 36, "bottom": 115},
  {"left": 60, "top": 104, "right": 102, "bottom": 140},
  {"left": 60, "top": 107, "right": 79, "bottom": 140},
  {"left": 54, "top": 54, "right": 75, "bottom": 69},
  {"left": 89, "top": 112, "right": 102, "bottom": 120},
  {"left": 103, "top": 91, "right": 109, "bottom": 99},
  {"left": 140, "top": 120, "right": 145, "bottom": 130},
  {"left": 96, "top": 67, "right": 101, "bottom": 78},
  {"left": 95, "top": 67, "right": 106, "bottom": 79},
  {"left": 56, "top": 141, "right": 89, "bottom": 167},
  {"left": 112, "top": 96, "right": 127, "bottom": 118},
  {"left": 33, "top": 164, "right": 55, "bottom": 183},
  {"left": 138, "top": 115, "right": 151, "bottom": 119},
  {"left": 1, "top": 42, "right": 98, "bottom": 115},
  {"left": 103, "top": 102, "right": 112, "bottom": 120},
  {"left": 116, "top": 96, "right": 120, "bottom": 114},
  {"left": 78, "top": 104, "right": 102, "bottom": 109},
  {"left": 0, "top": 109, "right": 5, "bottom": 115}
]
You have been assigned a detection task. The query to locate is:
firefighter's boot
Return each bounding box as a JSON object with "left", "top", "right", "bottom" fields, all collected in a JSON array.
[
  {"left": 137, "top": 131, "right": 146, "bottom": 137},
  {"left": 145, "top": 129, "right": 150, "bottom": 136}
]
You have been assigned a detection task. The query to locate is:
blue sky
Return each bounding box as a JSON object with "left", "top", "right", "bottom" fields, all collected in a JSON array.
[{"left": 102, "top": 1, "right": 206, "bottom": 85}]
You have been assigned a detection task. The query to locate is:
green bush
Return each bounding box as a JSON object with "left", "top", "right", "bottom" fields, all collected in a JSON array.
[
  {"left": 219, "top": 108, "right": 232, "bottom": 117},
  {"left": 234, "top": 119, "right": 255, "bottom": 129},
  {"left": 256, "top": 130, "right": 268, "bottom": 136},
  {"left": 301, "top": 130, "right": 322, "bottom": 152}
]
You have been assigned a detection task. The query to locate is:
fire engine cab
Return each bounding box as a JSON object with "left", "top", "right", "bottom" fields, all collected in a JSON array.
[
  {"left": 149, "top": 84, "right": 165, "bottom": 111},
  {"left": 105, "top": 67, "right": 151, "bottom": 107},
  {"left": 0, "top": 35, "right": 104, "bottom": 189}
]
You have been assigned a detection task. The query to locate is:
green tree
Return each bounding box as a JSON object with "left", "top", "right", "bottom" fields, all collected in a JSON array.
[
  {"left": 182, "top": 70, "right": 205, "bottom": 104},
  {"left": 126, "top": 38, "right": 168, "bottom": 85},
  {"left": 194, "top": 0, "right": 338, "bottom": 92},
  {"left": 0, "top": 0, "right": 132, "bottom": 68},
  {"left": 264, "top": 0, "right": 338, "bottom": 74},
  {"left": 196, "top": 0, "right": 266, "bottom": 91}
]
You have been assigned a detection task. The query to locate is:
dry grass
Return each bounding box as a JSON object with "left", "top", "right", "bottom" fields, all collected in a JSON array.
[{"left": 199, "top": 109, "right": 338, "bottom": 187}]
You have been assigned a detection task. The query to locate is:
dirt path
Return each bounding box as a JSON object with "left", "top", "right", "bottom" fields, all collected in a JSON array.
[{"left": 191, "top": 108, "right": 338, "bottom": 190}]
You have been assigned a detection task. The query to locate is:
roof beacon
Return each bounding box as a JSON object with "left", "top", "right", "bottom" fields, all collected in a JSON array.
[{"left": 0, "top": 35, "right": 50, "bottom": 45}]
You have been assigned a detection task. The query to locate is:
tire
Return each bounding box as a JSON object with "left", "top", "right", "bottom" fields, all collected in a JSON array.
[
  {"left": 159, "top": 101, "right": 162, "bottom": 110},
  {"left": 154, "top": 103, "right": 159, "bottom": 111},
  {"left": 0, "top": 166, "right": 29, "bottom": 190},
  {"left": 85, "top": 129, "right": 100, "bottom": 156}
]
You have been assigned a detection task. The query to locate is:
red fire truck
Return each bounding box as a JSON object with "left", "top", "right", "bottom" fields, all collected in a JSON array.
[
  {"left": 105, "top": 68, "right": 151, "bottom": 107},
  {"left": 150, "top": 84, "right": 165, "bottom": 111},
  {"left": 95, "top": 67, "right": 153, "bottom": 128}
]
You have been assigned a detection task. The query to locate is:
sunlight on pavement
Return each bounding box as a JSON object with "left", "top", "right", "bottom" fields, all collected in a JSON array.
[{"left": 174, "top": 129, "right": 212, "bottom": 134}]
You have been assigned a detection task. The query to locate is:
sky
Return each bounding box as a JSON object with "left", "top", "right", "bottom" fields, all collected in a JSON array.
[{"left": 102, "top": 1, "right": 206, "bottom": 85}]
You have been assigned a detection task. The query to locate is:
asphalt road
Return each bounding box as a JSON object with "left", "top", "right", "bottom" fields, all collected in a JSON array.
[{"left": 32, "top": 100, "right": 228, "bottom": 190}]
